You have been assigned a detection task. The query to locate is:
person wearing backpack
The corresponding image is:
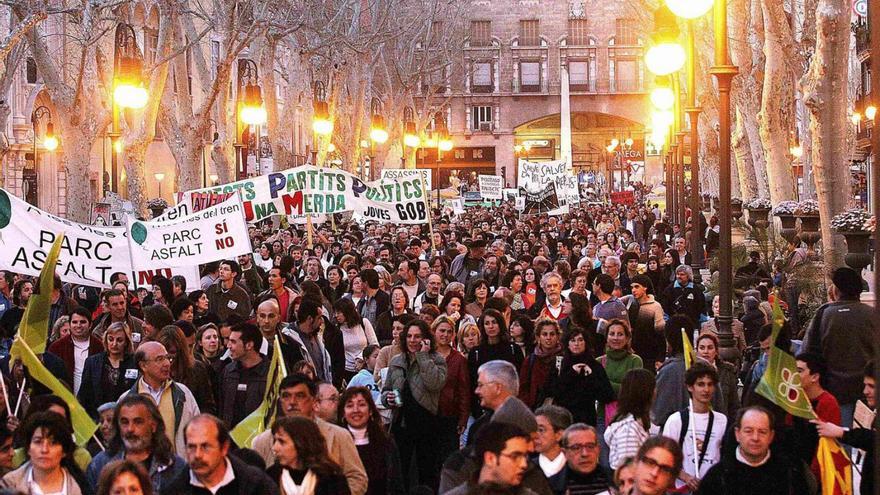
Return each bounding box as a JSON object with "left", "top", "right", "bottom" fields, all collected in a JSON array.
[{"left": 661, "top": 362, "right": 728, "bottom": 493}]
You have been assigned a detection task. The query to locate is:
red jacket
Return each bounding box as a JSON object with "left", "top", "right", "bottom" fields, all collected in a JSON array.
[
  {"left": 518, "top": 350, "right": 563, "bottom": 409},
  {"left": 47, "top": 335, "right": 104, "bottom": 386},
  {"left": 438, "top": 349, "right": 471, "bottom": 428}
]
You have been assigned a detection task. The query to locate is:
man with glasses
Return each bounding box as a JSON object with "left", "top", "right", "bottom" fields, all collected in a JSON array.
[
  {"left": 314, "top": 382, "right": 339, "bottom": 423},
  {"left": 445, "top": 422, "right": 535, "bottom": 495},
  {"left": 120, "top": 341, "right": 200, "bottom": 454},
  {"left": 630, "top": 436, "right": 683, "bottom": 495},
  {"left": 549, "top": 423, "right": 613, "bottom": 495},
  {"left": 696, "top": 406, "right": 813, "bottom": 494}
]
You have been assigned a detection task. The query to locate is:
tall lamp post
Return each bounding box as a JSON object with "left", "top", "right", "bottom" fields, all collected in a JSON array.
[
  {"left": 403, "top": 106, "right": 420, "bottom": 168},
  {"left": 367, "top": 97, "right": 388, "bottom": 180},
  {"left": 666, "top": 0, "right": 738, "bottom": 360},
  {"left": 312, "top": 81, "right": 333, "bottom": 165},
  {"left": 110, "top": 23, "right": 148, "bottom": 194},
  {"left": 433, "top": 118, "right": 453, "bottom": 208},
  {"left": 29, "top": 106, "right": 58, "bottom": 205},
  {"left": 235, "top": 59, "right": 266, "bottom": 180}
]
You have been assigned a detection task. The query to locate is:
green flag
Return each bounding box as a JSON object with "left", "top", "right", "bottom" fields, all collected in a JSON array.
[
  {"left": 230, "top": 337, "right": 288, "bottom": 448},
  {"left": 755, "top": 300, "right": 817, "bottom": 419},
  {"left": 12, "top": 336, "right": 98, "bottom": 445},
  {"left": 13, "top": 234, "right": 64, "bottom": 356}
]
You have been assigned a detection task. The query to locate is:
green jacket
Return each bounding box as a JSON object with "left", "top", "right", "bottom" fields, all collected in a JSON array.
[{"left": 383, "top": 351, "right": 447, "bottom": 414}]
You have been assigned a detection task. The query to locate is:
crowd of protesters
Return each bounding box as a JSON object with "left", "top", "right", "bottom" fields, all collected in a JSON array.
[{"left": 0, "top": 197, "right": 871, "bottom": 495}]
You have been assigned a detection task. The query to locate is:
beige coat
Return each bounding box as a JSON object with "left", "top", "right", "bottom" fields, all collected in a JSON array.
[{"left": 1, "top": 463, "right": 84, "bottom": 495}]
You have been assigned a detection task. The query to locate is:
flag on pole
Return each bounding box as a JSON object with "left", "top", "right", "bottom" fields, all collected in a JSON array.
[
  {"left": 12, "top": 336, "right": 98, "bottom": 446},
  {"left": 13, "top": 234, "right": 64, "bottom": 356},
  {"left": 682, "top": 328, "right": 695, "bottom": 370},
  {"left": 755, "top": 300, "right": 817, "bottom": 419},
  {"left": 230, "top": 337, "right": 288, "bottom": 448},
  {"left": 816, "top": 437, "right": 853, "bottom": 495}
]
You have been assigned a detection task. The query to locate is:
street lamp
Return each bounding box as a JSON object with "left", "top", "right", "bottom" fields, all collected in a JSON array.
[
  {"left": 646, "top": 6, "right": 685, "bottom": 76},
  {"left": 30, "top": 106, "right": 58, "bottom": 189},
  {"left": 403, "top": 106, "right": 421, "bottom": 149},
  {"left": 109, "top": 23, "right": 147, "bottom": 194},
  {"left": 650, "top": 77, "right": 675, "bottom": 110},
  {"left": 433, "top": 117, "right": 453, "bottom": 208},
  {"left": 369, "top": 97, "right": 389, "bottom": 144},
  {"left": 154, "top": 172, "right": 165, "bottom": 198},
  {"left": 235, "top": 59, "right": 264, "bottom": 180},
  {"left": 665, "top": 0, "right": 713, "bottom": 19},
  {"left": 866, "top": 105, "right": 877, "bottom": 121},
  {"left": 312, "top": 81, "right": 333, "bottom": 136},
  {"left": 209, "top": 174, "right": 219, "bottom": 186}
]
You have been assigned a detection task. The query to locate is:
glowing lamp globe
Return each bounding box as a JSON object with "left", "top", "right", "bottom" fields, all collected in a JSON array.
[
  {"left": 852, "top": 113, "right": 863, "bottom": 125},
  {"left": 866, "top": 106, "right": 877, "bottom": 120},
  {"left": 439, "top": 139, "right": 453, "bottom": 152},
  {"left": 652, "top": 110, "right": 674, "bottom": 130},
  {"left": 43, "top": 135, "right": 59, "bottom": 152},
  {"left": 312, "top": 118, "right": 334, "bottom": 136},
  {"left": 404, "top": 134, "right": 421, "bottom": 148},
  {"left": 645, "top": 42, "right": 686, "bottom": 75},
  {"left": 666, "top": 0, "right": 714, "bottom": 19},
  {"left": 651, "top": 87, "right": 675, "bottom": 110},
  {"left": 114, "top": 83, "right": 149, "bottom": 109},
  {"left": 790, "top": 146, "right": 804, "bottom": 158},
  {"left": 240, "top": 105, "right": 267, "bottom": 126},
  {"left": 370, "top": 128, "right": 389, "bottom": 144}
]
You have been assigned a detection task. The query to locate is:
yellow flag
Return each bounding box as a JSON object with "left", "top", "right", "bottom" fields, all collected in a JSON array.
[
  {"left": 230, "top": 336, "right": 288, "bottom": 448},
  {"left": 817, "top": 437, "right": 853, "bottom": 495},
  {"left": 13, "top": 234, "right": 64, "bottom": 356},
  {"left": 12, "top": 336, "right": 98, "bottom": 446},
  {"left": 682, "top": 328, "right": 695, "bottom": 369}
]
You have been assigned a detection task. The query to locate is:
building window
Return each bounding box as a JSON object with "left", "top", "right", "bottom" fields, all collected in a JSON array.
[
  {"left": 144, "top": 29, "right": 159, "bottom": 65},
  {"left": 470, "top": 21, "right": 491, "bottom": 47},
  {"left": 25, "top": 57, "right": 37, "bottom": 84},
  {"left": 472, "top": 106, "right": 493, "bottom": 131},
  {"left": 454, "top": 149, "right": 466, "bottom": 159},
  {"left": 614, "top": 59, "right": 639, "bottom": 92},
  {"left": 615, "top": 18, "right": 638, "bottom": 45},
  {"left": 569, "top": 60, "right": 591, "bottom": 91},
  {"left": 473, "top": 149, "right": 484, "bottom": 159},
  {"left": 211, "top": 41, "right": 221, "bottom": 80},
  {"left": 472, "top": 61, "right": 493, "bottom": 93},
  {"left": 422, "top": 66, "right": 447, "bottom": 94},
  {"left": 860, "top": 62, "right": 871, "bottom": 99},
  {"left": 519, "top": 20, "right": 540, "bottom": 46},
  {"left": 520, "top": 61, "right": 541, "bottom": 92},
  {"left": 568, "top": 19, "right": 589, "bottom": 46}
]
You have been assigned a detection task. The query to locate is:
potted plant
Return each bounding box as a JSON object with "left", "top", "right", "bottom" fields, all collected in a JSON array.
[
  {"left": 147, "top": 198, "right": 169, "bottom": 219},
  {"left": 745, "top": 197, "right": 772, "bottom": 229},
  {"left": 794, "top": 199, "right": 821, "bottom": 232},
  {"left": 730, "top": 197, "right": 744, "bottom": 221},
  {"left": 831, "top": 208, "right": 874, "bottom": 272}
]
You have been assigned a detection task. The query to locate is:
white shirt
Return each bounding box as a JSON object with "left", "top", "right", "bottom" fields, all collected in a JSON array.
[
  {"left": 72, "top": 337, "right": 91, "bottom": 396},
  {"left": 538, "top": 452, "right": 567, "bottom": 477},
  {"left": 142, "top": 379, "right": 171, "bottom": 405},
  {"left": 662, "top": 409, "right": 728, "bottom": 485},
  {"left": 342, "top": 319, "right": 379, "bottom": 372},
  {"left": 190, "top": 457, "right": 235, "bottom": 495},
  {"left": 27, "top": 466, "right": 68, "bottom": 495}
]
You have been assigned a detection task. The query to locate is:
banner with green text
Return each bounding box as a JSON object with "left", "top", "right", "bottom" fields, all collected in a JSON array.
[{"left": 180, "top": 165, "right": 429, "bottom": 224}]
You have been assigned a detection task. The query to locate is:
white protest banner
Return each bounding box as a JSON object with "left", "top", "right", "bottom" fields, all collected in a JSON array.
[
  {"left": 127, "top": 195, "right": 252, "bottom": 271},
  {"left": 380, "top": 168, "right": 432, "bottom": 191},
  {"left": 514, "top": 196, "right": 525, "bottom": 211},
  {"left": 517, "top": 159, "right": 579, "bottom": 204},
  {"left": 451, "top": 198, "right": 465, "bottom": 215},
  {"left": 182, "top": 165, "right": 428, "bottom": 224},
  {"left": 503, "top": 188, "right": 520, "bottom": 202},
  {"left": 520, "top": 183, "right": 567, "bottom": 215},
  {"left": 0, "top": 189, "right": 200, "bottom": 290},
  {"left": 478, "top": 175, "right": 503, "bottom": 200}
]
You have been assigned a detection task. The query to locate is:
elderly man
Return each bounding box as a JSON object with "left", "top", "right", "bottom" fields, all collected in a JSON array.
[
  {"left": 251, "top": 374, "right": 368, "bottom": 495},
  {"left": 413, "top": 273, "right": 443, "bottom": 313},
  {"left": 167, "top": 414, "right": 278, "bottom": 495},
  {"left": 531, "top": 272, "right": 567, "bottom": 321},
  {"left": 91, "top": 288, "right": 145, "bottom": 341},
  {"left": 470, "top": 360, "right": 537, "bottom": 443},
  {"left": 86, "top": 394, "right": 187, "bottom": 493},
  {"left": 548, "top": 424, "right": 613, "bottom": 495},
  {"left": 450, "top": 239, "right": 486, "bottom": 286},
  {"left": 120, "top": 341, "right": 200, "bottom": 453}
]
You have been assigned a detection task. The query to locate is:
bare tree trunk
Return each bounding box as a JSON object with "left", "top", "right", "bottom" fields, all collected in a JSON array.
[
  {"left": 758, "top": 0, "right": 797, "bottom": 202},
  {"left": 802, "top": 0, "right": 851, "bottom": 271},
  {"left": 733, "top": 108, "right": 759, "bottom": 199}
]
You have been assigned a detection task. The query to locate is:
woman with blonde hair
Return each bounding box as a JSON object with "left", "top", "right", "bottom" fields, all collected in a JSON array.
[
  {"left": 77, "top": 321, "right": 137, "bottom": 419},
  {"left": 49, "top": 316, "right": 70, "bottom": 345},
  {"left": 456, "top": 322, "right": 481, "bottom": 356}
]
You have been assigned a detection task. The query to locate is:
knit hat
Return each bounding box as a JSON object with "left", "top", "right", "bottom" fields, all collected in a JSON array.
[{"left": 832, "top": 267, "right": 864, "bottom": 298}]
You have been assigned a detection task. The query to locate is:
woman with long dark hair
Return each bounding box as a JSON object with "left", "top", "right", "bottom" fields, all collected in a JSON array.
[
  {"left": 500, "top": 270, "right": 526, "bottom": 311},
  {"left": 599, "top": 319, "right": 643, "bottom": 427},
  {"left": 522, "top": 268, "right": 540, "bottom": 310},
  {"left": 338, "top": 387, "right": 404, "bottom": 495},
  {"left": 645, "top": 255, "right": 667, "bottom": 296},
  {"left": 268, "top": 416, "right": 350, "bottom": 495},
  {"left": 333, "top": 298, "right": 379, "bottom": 383},
  {"left": 547, "top": 327, "right": 614, "bottom": 426},
  {"left": 464, "top": 279, "right": 490, "bottom": 320},
  {"left": 466, "top": 309, "right": 523, "bottom": 418},
  {"left": 374, "top": 287, "right": 411, "bottom": 347},
  {"left": 508, "top": 316, "right": 535, "bottom": 357},
  {"left": 604, "top": 368, "right": 656, "bottom": 469},
  {"left": 381, "top": 320, "right": 447, "bottom": 492},
  {"left": 154, "top": 326, "right": 216, "bottom": 415}
]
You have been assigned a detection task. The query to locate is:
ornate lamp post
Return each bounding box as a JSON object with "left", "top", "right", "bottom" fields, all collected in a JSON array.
[
  {"left": 235, "top": 59, "right": 266, "bottom": 180},
  {"left": 28, "top": 105, "right": 58, "bottom": 205},
  {"left": 110, "top": 23, "right": 148, "bottom": 194}
]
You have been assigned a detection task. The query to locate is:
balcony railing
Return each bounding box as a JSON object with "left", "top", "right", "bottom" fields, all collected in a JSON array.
[{"left": 854, "top": 22, "right": 870, "bottom": 56}]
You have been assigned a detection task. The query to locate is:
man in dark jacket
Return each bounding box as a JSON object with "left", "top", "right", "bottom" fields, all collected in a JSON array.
[
  {"left": 450, "top": 239, "right": 487, "bottom": 286},
  {"left": 168, "top": 414, "right": 279, "bottom": 495},
  {"left": 206, "top": 260, "right": 252, "bottom": 321},
  {"left": 47, "top": 307, "right": 103, "bottom": 396},
  {"left": 548, "top": 424, "right": 613, "bottom": 495},
  {"left": 661, "top": 265, "right": 706, "bottom": 328},
  {"left": 218, "top": 323, "right": 267, "bottom": 427}
]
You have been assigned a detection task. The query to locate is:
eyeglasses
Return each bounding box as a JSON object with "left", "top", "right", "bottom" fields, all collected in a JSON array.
[
  {"left": 639, "top": 455, "right": 677, "bottom": 475},
  {"left": 147, "top": 354, "right": 174, "bottom": 364},
  {"left": 499, "top": 451, "right": 529, "bottom": 462},
  {"left": 564, "top": 442, "right": 598, "bottom": 453},
  {"left": 320, "top": 396, "right": 339, "bottom": 403},
  {"left": 475, "top": 381, "right": 499, "bottom": 390}
]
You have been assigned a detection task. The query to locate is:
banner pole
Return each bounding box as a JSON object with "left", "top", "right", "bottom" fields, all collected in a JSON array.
[
  {"left": 13, "top": 377, "right": 25, "bottom": 417},
  {"left": 0, "top": 375, "right": 11, "bottom": 418},
  {"left": 420, "top": 173, "right": 437, "bottom": 255},
  {"left": 306, "top": 215, "right": 314, "bottom": 250}
]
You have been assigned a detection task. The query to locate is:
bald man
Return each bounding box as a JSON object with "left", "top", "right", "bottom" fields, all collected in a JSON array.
[
  {"left": 120, "top": 341, "right": 201, "bottom": 453},
  {"left": 254, "top": 298, "right": 307, "bottom": 371}
]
